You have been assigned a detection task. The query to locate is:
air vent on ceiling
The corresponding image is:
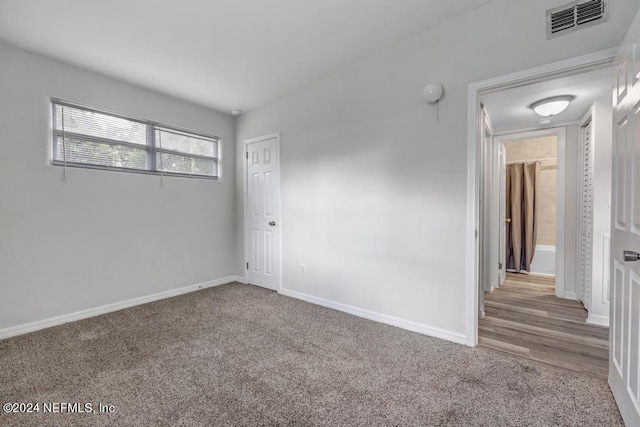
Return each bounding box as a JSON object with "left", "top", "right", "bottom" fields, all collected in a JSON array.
[{"left": 546, "top": 0, "right": 608, "bottom": 39}]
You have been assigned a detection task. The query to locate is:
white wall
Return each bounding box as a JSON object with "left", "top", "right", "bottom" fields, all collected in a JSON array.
[
  {"left": 0, "top": 42, "right": 238, "bottom": 331},
  {"left": 587, "top": 98, "right": 613, "bottom": 325},
  {"left": 236, "top": 0, "right": 639, "bottom": 340}
]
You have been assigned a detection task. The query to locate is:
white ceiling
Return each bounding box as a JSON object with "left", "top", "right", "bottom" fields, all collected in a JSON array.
[
  {"left": 481, "top": 66, "right": 615, "bottom": 133},
  {"left": 0, "top": 0, "right": 492, "bottom": 114}
]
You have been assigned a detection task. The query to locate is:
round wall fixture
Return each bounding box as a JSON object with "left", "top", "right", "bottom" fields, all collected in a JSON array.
[{"left": 423, "top": 83, "right": 444, "bottom": 103}]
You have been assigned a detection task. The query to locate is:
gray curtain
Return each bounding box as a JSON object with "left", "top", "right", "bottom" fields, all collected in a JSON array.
[{"left": 506, "top": 162, "right": 540, "bottom": 273}]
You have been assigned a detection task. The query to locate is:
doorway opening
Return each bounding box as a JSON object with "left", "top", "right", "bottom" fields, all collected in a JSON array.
[
  {"left": 498, "top": 130, "right": 563, "bottom": 281},
  {"left": 467, "top": 49, "right": 616, "bottom": 346},
  {"left": 467, "top": 50, "right": 616, "bottom": 378}
]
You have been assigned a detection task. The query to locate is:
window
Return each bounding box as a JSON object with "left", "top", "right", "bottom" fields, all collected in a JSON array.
[{"left": 52, "top": 99, "right": 219, "bottom": 179}]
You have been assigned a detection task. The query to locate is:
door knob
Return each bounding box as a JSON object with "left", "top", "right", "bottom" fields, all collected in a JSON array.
[
  {"left": 624, "top": 251, "right": 640, "bottom": 262},
  {"left": 269, "top": 221, "right": 276, "bottom": 227},
  {"left": 505, "top": 218, "right": 511, "bottom": 223}
]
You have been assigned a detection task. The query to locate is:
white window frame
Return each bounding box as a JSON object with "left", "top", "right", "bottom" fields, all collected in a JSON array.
[{"left": 51, "top": 99, "right": 220, "bottom": 180}]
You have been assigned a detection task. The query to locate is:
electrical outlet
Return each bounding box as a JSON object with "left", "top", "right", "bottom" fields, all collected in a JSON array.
[{"left": 299, "top": 264, "right": 306, "bottom": 275}]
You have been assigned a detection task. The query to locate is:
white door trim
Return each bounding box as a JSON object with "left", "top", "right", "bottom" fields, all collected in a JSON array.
[
  {"left": 465, "top": 47, "right": 617, "bottom": 347},
  {"left": 494, "top": 127, "right": 567, "bottom": 299},
  {"left": 243, "top": 132, "right": 283, "bottom": 291}
]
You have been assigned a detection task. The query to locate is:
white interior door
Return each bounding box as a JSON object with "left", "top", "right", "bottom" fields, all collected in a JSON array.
[
  {"left": 246, "top": 136, "right": 281, "bottom": 291},
  {"left": 498, "top": 143, "right": 506, "bottom": 286},
  {"left": 610, "top": 10, "right": 640, "bottom": 425}
]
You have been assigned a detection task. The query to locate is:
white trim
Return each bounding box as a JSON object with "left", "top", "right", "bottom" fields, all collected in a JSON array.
[
  {"left": 493, "top": 121, "right": 581, "bottom": 136},
  {"left": 473, "top": 48, "right": 617, "bottom": 94},
  {"left": 495, "top": 127, "right": 567, "bottom": 143},
  {"left": 564, "top": 291, "right": 578, "bottom": 300},
  {"left": 0, "top": 276, "right": 238, "bottom": 340},
  {"left": 233, "top": 275, "right": 248, "bottom": 284},
  {"left": 586, "top": 313, "right": 610, "bottom": 327},
  {"left": 242, "top": 132, "right": 283, "bottom": 291},
  {"left": 556, "top": 128, "right": 567, "bottom": 297},
  {"left": 466, "top": 48, "right": 617, "bottom": 347},
  {"left": 279, "top": 288, "right": 467, "bottom": 345},
  {"left": 466, "top": 83, "right": 481, "bottom": 346}
]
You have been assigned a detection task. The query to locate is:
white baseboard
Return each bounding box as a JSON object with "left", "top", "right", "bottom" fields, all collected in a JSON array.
[
  {"left": 587, "top": 313, "right": 610, "bottom": 327},
  {"left": 564, "top": 291, "right": 578, "bottom": 300},
  {"left": 234, "top": 275, "right": 248, "bottom": 284},
  {"left": 278, "top": 288, "right": 467, "bottom": 345},
  {"left": 0, "top": 276, "right": 239, "bottom": 340}
]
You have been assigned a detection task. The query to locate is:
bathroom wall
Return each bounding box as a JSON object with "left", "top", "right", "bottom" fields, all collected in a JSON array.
[{"left": 504, "top": 135, "right": 558, "bottom": 247}]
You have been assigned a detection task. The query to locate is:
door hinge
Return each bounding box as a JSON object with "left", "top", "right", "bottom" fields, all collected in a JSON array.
[
  {"left": 475, "top": 229, "right": 479, "bottom": 238},
  {"left": 246, "top": 152, "right": 248, "bottom": 159},
  {"left": 246, "top": 262, "right": 249, "bottom": 269}
]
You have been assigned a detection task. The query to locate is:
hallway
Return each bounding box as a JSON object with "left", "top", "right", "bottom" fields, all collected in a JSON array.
[{"left": 479, "top": 273, "right": 609, "bottom": 379}]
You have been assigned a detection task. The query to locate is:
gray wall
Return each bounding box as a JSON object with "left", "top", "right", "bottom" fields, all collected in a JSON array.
[
  {"left": 236, "top": 0, "right": 640, "bottom": 338},
  {"left": 0, "top": 42, "right": 238, "bottom": 330}
]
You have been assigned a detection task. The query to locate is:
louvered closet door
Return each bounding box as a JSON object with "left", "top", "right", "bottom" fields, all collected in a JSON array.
[{"left": 579, "top": 120, "right": 594, "bottom": 311}]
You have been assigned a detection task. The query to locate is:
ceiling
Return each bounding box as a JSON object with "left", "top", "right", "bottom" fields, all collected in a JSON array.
[
  {"left": 481, "top": 66, "right": 615, "bottom": 133},
  {"left": 0, "top": 0, "right": 492, "bottom": 114}
]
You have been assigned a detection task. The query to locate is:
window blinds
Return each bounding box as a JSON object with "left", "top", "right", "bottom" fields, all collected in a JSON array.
[{"left": 52, "top": 100, "right": 219, "bottom": 179}]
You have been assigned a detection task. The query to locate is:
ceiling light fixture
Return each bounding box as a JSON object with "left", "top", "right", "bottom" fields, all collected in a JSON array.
[{"left": 529, "top": 95, "right": 575, "bottom": 117}]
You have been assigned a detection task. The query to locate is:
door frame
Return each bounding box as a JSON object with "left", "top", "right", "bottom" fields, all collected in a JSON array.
[
  {"left": 242, "top": 132, "right": 283, "bottom": 291},
  {"left": 478, "top": 107, "right": 494, "bottom": 317},
  {"left": 498, "top": 142, "right": 507, "bottom": 287},
  {"left": 465, "top": 48, "right": 617, "bottom": 346},
  {"left": 493, "top": 127, "right": 567, "bottom": 297}
]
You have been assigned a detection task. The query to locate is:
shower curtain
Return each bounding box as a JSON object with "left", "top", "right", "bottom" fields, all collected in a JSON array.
[{"left": 505, "top": 162, "right": 540, "bottom": 273}]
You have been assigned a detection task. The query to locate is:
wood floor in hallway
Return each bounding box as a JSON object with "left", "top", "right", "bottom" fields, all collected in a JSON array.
[{"left": 479, "top": 272, "right": 609, "bottom": 380}]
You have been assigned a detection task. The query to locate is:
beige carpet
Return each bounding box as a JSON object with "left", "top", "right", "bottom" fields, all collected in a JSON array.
[{"left": 0, "top": 283, "right": 623, "bottom": 426}]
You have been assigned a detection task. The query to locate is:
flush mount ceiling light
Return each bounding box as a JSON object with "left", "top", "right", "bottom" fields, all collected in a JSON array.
[{"left": 529, "top": 95, "right": 575, "bottom": 117}]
